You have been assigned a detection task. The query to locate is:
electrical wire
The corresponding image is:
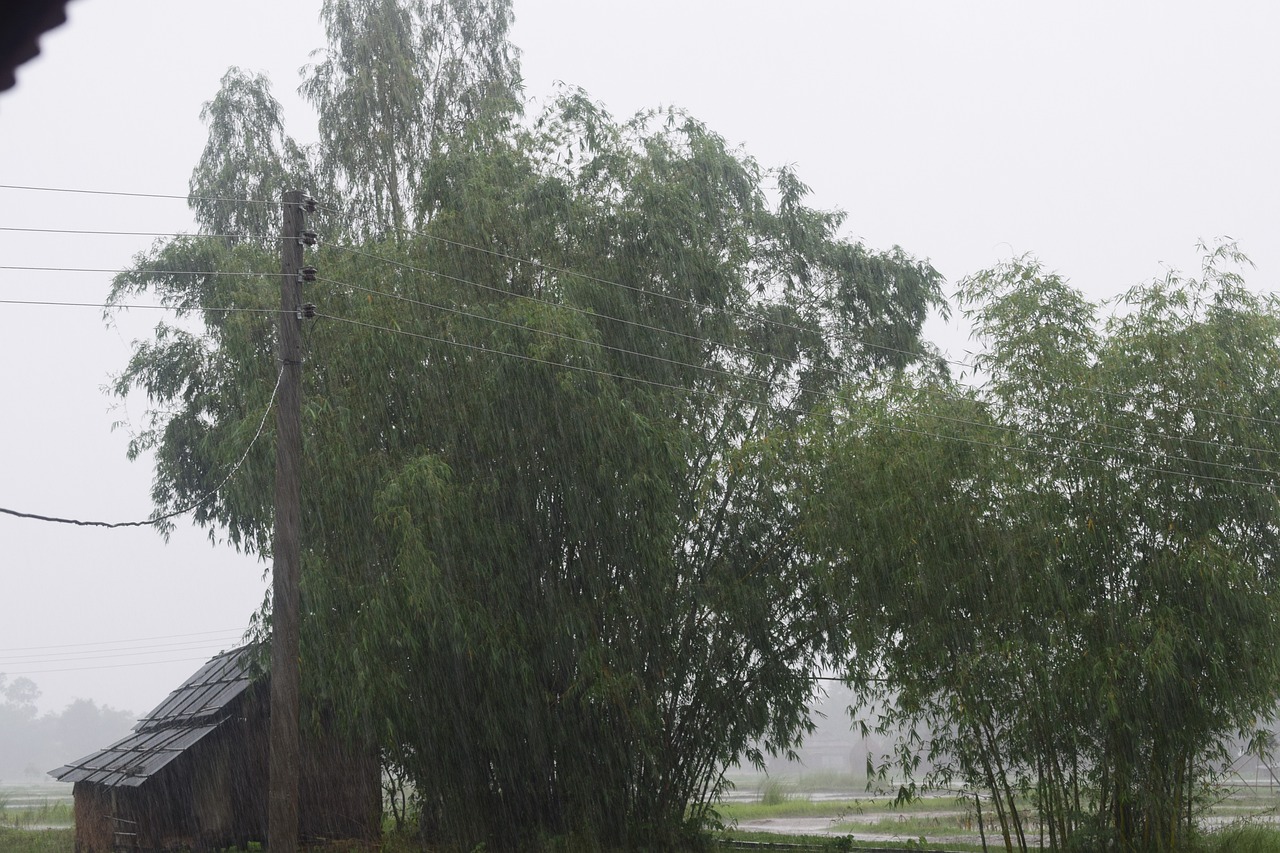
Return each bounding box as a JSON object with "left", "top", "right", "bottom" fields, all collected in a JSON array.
[
  {"left": 7, "top": 253, "right": 1247, "bottom": 491},
  {"left": 3, "top": 181, "right": 1274, "bottom": 439},
  {"left": 321, "top": 226, "right": 1280, "bottom": 451},
  {"left": 5, "top": 180, "right": 1276, "bottom": 440},
  {"left": 315, "top": 309, "right": 773, "bottom": 410},
  {"left": 0, "top": 264, "right": 289, "bottom": 278},
  {"left": 315, "top": 265, "right": 1280, "bottom": 484},
  {"left": 3, "top": 257, "right": 1275, "bottom": 483},
  {"left": 314, "top": 306, "right": 1280, "bottom": 490},
  {"left": 3, "top": 186, "right": 1278, "bottom": 482},
  {"left": 8, "top": 241, "right": 1276, "bottom": 468},
  {"left": 318, "top": 219, "right": 942, "bottom": 381},
  {"left": 2, "top": 655, "right": 239, "bottom": 677},
  {"left": 0, "top": 225, "right": 285, "bottom": 241},
  {"left": 321, "top": 200, "right": 944, "bottom": 372},
  {"left": 0, "top": 629, "right": 247, "bottom": 653},
  {"left": 0, "top": 365, "right": 284, "bottom": 528},
  {"left": 316, "top": 275, "right": 784, "bottom": 394},
  {"left": 323, "top": 242, "right": 803, "bottom": 376},
  {"left": 0, "top": 298, "right": 283, "bottom": 314},
  {"left": 0, "top": 182, "right": 278, "bottom": 206},
  {"left": 1, "top": 638, "right": 247, "bottom": 665}
]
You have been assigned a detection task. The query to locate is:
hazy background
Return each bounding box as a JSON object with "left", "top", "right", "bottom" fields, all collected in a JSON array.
[{"left": 0, "top": 1, "right": 1276, "bottom": 732}]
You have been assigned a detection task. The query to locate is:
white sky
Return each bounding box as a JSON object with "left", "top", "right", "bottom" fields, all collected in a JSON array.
[{"left": 0, "top": 0, "right": 1277, "bottom": 719}]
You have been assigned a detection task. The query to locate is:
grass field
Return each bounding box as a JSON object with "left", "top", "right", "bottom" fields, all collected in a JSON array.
[
  {"left": 0, "top": 783, "right": 73, "bottom": 830},
  {"left": 714, "top": 773, "right": 1280, "bottom": 851},
  {"left": 5, "top": 776, "right": 1280, "bottom": 851}
]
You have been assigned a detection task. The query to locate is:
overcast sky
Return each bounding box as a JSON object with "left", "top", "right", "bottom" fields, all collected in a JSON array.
[{"left": 1, "top": 1, "right": 1277, "bottom": 720}]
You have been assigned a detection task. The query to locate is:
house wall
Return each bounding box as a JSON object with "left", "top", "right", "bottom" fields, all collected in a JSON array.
[
  {"left": 71, "top": 781, "right": 115, "bottom": 853},
  {"left": 230, "top": 697, "right": 270, "bottom": 845}
]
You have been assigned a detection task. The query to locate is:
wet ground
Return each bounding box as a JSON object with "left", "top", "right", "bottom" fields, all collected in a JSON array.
[
  {"left": 733, "top": 794, "right": 1280, "bottom": 848},
  {"left": 728, "top": 792, "right": 987, "bottom": 847},
  {"left": 735, "top": 814, "right": 982, "bottom": 846}
]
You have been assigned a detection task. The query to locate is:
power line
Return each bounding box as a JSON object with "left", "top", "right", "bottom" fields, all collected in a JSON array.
[
  {"left": 324, "top": 242, "right": 798, "bottom": 378},
  {"left": 0, "top": 264, "right": 290, "bottom": 278},
  {"left": 316, "top": 274, "right": 785, "bottom": 395},
  {"left": 0, "top": 628, "right": 247, "bottom": 653},
  {"left": 9, "top": 242, "right": 1277, "bottom": 470},
  {"left": 0, "top": 183, "right": 277, "bottom": 206},
  {"left": 315, "top": 306, "right": 1279, "bottom": 491},
  {"left": 0, "top": 365, "right": 284, "bottom": 528},
  {"left": 3, "top": 266, "right": 1273, "bottom": 484},
  {"left": 0, "top": 298, "right": 282, "bottom": 314},
  {"left": 322, "top": 225, "right": 941, "bottom": 386},
  {"left": 19, "top": 258, "right": 1268, "bottom": 484},
  {"left": 316, "top": 270, "right": 1280, "bottom": 484},
  {"left": 3, "top": 182, "right": 1273, "bottom": 442},
  {"left": 321, "top": 223, "right": 1280, "bottom": 449},
  {"left": 3, "top": 182, "right": 1273, "bottom": 441},
  {"left": 2, "top": 655, "right": 237, "bottom": 677},
  {"left": 0, "top": 225, "right": 283, "bottom": 241},
  {"left": 1, "top": 638, "right": 247, "bottom": 665},
  {"left": 5, "top": 186, "right": 1278, "bottom": 475},
  {"left": 315, "top": 310, "right": 773, "bottom": 409},
  {"left": 322, "top": 201, "right": 942, "bottom": 371}
]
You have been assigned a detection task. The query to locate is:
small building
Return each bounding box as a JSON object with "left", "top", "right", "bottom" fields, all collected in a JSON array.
[{"left": 51, "top": 645, "right": 379, "bottom": 852}]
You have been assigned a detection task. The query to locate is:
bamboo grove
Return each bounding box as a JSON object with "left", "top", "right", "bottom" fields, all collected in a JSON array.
[
  {"left": 802, "top": 248, "right": 1280, "bottom": 852},
  {"left": 108, "top": 1, "right": 1280, "bottom": 850}
]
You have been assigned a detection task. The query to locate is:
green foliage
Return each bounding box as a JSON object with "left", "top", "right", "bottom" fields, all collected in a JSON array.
[
  {"left": 188, "top": 68, "right": 310, "bottom": 243},
  {"left": 759, "top": 779, "right": 794, "bottom": 806},
  {"left": 0, "top": 828, "right": 72, "bottom": 853},
  {"left": 302, "top": 0, "right": 521, "bottom": 235},
  {"left": 1198, "top": 826, "right": 1280, "bottom": 853},
  {"left": 0, "top": 800, "right": 72, "bottom": 828},
  {"left": 110, "top": 3, "right": 942, "bottom": 849},
  {"left": 801, "top": 244, "right": 1280, "bottom": 852}
]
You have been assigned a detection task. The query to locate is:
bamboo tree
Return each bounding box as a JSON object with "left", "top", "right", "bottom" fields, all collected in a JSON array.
[
  {"left": 110, "top": 14, "right": 943, "bottom": 844},
  {"left": 801, "top": 245, "right": 1280, "bottom": 851},
  {"left": 301, "top": 0, "right": 520, "bottom": 236}
]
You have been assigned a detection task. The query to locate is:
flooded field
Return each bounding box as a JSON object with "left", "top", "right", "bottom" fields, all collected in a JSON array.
[
  {"left": 718, "top": 777, "right": 1280, "bottom": 849},
  {"left": 0, "top": 783, "right": 74, "bottom": 830}
]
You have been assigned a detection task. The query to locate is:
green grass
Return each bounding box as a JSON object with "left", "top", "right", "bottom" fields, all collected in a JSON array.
[
  {"left": 1199, "top": 825, "right": 1280, "bottom": 853},
  {"left": 830, "top": 813, "right": 966, "bottom": 837},
  {"left": 0, "top": 827, "right": 73, "bottom": 853},
  {"left": 715, "top": 829, "right": 986, "bottom": 851},
  {"left": 718, "top": 794, "right": 970, "bottom": 822},
  {"left": 720, "top": 797, "right": 863, "bottom": 820},
  {"left": 0, "top": 800, "right": 72, "bottom": 828}
]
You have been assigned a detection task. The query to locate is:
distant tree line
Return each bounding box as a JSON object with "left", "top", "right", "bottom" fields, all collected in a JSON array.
[{"left": 0, "top": 674, "right": 134, "bottom": 783}]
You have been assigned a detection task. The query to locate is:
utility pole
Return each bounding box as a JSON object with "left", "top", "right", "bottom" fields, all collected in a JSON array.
[{"left": 269, "top": 189, "right": 310, "bottom": 853}]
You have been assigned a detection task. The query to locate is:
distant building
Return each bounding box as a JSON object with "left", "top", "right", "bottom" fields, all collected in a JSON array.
[{"left": 50, "top": 645, "right": 379, "bottom": 852}]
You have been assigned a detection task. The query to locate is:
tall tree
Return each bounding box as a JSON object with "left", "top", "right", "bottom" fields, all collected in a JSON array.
[
  {"left": 109, "top": 5, "right": 942, "bottom": 846},
  {"left": 188, "top": 67, "right": 310, "bottom": 245},
  {"left": 301, "top": 0, "right": 520, "bottom": 236},
  {"left": 802, "top": 244, "right": 1280, "bottom": 852}
]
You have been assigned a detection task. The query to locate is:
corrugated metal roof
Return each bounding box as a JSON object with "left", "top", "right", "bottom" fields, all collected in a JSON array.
[
  {"left": 50, "top": 645, "right": 260, "bottom": 787},
  {"left": 51, "top": 725, "right": 221, "bottom": 788},
  {"left": 135, "top": 645, "right": 257, "bottom": 732}
]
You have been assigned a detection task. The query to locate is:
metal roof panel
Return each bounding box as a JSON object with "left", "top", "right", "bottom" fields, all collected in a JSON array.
[
  {"left": 50, "top": 724, "right": 220, "bottom": 786},
  {"left": 49, "top": 646, "right": 261, "bottom": 788}
]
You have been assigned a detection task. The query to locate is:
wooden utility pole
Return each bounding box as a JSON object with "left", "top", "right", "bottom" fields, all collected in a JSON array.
[{"left": 269, "top": 189, "right": 306, "bottom": 853}]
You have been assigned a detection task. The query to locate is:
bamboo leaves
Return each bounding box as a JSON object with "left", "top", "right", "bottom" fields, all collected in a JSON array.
[{"left": 805, "top": 243, "right": 1280, "bottom": 852}]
